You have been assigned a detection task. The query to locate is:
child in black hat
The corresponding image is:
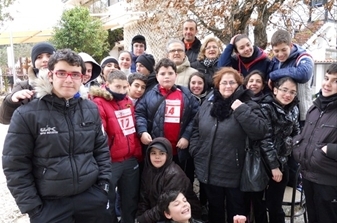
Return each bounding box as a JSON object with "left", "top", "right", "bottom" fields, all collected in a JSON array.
[
  {"left": 130, "top": 34, "right": 147, "bottom": 72},
  {"left": 0, "top": 42, "right": 55, "bottom": 124}
]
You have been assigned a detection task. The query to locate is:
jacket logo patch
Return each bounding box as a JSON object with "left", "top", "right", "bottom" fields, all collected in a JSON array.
[{"left": 40, "top": 126, "right": 58, "bottom": 135}]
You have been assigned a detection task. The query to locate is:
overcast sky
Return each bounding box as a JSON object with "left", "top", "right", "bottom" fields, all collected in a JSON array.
[{"left": 1, "top": 0, "right": 65, "bottom": 32}]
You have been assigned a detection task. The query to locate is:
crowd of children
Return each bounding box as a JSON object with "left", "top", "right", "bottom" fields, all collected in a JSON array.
[{"left": 1, "top": 21, "right": 336, "bottom": 223}]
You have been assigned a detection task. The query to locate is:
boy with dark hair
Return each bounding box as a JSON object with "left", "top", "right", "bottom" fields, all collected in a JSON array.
[
  {"left": 90, "top": 70, "right": 142, "bottom": 223},
  {"left": 2, "top": 49, "right": 112, "bottom": 223},
  {"left": 135, "top": 54, "right": 158, "bottom": 92},
  {"left": 131, "top": 34, "right": 147, "bottom": 72},
  {"left": 293, "top": 63, "right": 337, "bottom": 223},
  {"left": 135, "top": 58, "right": 199, "bottom": 184},
  {"left": 269, "top": 29, "right": 314, "bottom": 123},
  {"left": 128, "top": 72, "right": 147, "bottom": 105}
]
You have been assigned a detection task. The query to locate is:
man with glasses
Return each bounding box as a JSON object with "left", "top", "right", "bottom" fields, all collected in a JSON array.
[
  {"left": 167, "top": 39, "right": 197, "bottom": 87},
  {"left": 2, "top": 49, "right": 112, "bottom": 223}
]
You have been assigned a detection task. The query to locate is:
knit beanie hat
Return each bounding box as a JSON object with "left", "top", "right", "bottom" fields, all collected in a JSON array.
[
  {"left": 135, "top": 54, "right": 155, "bottom": 73},
  {"left": 31, "top": 42, "right": 56, "bottom": 68},
  {"left": 100, "top": 56, "right": 119, "bottom": 69},
  {"left": 131, "top": 35, "right": 147, "bottom": 50}
]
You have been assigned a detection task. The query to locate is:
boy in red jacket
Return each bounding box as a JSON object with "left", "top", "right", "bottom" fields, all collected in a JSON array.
[{"left": 90, "top": 70, "right": 142, "bottom": 223}]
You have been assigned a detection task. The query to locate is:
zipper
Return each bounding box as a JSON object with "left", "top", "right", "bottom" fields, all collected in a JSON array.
[{"left": 64, "top": 100, "right": 78, "bottom": 194}]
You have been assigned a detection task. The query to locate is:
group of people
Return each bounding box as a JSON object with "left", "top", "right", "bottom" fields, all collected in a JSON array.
[{"left": 1, "top": 18, "right": 336, "bottom": 223}]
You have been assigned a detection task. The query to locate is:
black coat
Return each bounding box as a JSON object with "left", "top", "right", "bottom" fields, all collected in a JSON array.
[
  {"left": 191, "top": 59, "right": 219, "bottom": 91},
  {"left": 258, "top": 94, "right": 300, "bottom": 170},
  {"left": 183, "top": 37, "right": 202, "bottom": 64},
  {"left": 190, "top": 86, "right": 268, "bottom": 188},
  {"left": 2, "top": 93, "right": 111, "bottom": 214},
  {"left": 293, "top": 94, "right": 337, "bottom": 186}
]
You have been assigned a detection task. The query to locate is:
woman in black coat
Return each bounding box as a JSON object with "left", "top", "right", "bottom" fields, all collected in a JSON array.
[
  {"left": 191, "top": 37, "right": 222, "bottom": 91},
  {"left": 189, "top": 67, "right": 268, "bottom": 223}
]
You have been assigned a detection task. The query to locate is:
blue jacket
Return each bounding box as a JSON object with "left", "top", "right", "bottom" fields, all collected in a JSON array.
[
  {"left": 268, "top": 44, "right": 313, "bottom": 83},
  {"left": 135, "top": 84, "right": 199, "bottom": 162},
  {"left": 218, "top": 44, "right": 270, "bottom": 77}
]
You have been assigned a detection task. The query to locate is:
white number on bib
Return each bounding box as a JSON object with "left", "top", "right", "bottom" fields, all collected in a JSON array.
[
  {"left": 114, "top": 108, "right": 135, "bottom": 136},
  {"left": 164, "top": 99, "right": 181, "bottom": 123}
]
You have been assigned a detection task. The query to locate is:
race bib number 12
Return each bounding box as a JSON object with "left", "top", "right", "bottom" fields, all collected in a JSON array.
[{"left": 115, "top": 108, "right": 136, "bottom": 136}]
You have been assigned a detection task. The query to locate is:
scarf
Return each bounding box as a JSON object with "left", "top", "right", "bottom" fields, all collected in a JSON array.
[
  {"left": 203, "top": 58, "right": 216, "bottom": 67},
  {"left": 105, "top": 87, "right": 127, "bottom": 101},
  {"left": 317, "top": 92, "right": 337, "bottom": 111},
  {"left": 239, "top": 46, "right": 260, "bottom": 64},
  {"left": 210, "top": 89, "right": 233, "bottom": 121}
]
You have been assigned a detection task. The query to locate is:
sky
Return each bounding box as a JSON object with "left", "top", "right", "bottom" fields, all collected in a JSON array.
[{"left": 1, "top": 0, "right": 65, "bottom": 32}]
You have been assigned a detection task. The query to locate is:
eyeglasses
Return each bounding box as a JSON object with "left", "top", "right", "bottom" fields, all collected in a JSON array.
[
  {"left": 220, "top": 81, "right": 237, "bottom": 86},
  {"left": 277, "top": 88, "right": 297, "bottom": 96},
  {"left": 168, "top": 49, "right": 184, "bottom": 54},
  {"left": 53, "top": 70, "right": 83, "bottom": 80},
  {"left": 205, "top": 46, "right": 218, "bottom": 50}
]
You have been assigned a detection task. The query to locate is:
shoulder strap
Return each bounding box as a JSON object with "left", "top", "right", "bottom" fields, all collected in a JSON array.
[{"left": 295, "top": 52, "right": 313, "bottom": 66}]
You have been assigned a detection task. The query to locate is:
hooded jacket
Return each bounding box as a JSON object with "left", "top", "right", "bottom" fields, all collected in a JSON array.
[
  {"left": 0, "top": 67, "right": 40, "bottom": 124},
  {"left": 137, "top": 137, "right": 201, "bottom": 223},
  {"left": 2, "top": 71, "right": 111, "bottom": 214},
  {"left": 78, "top": 52, "right": 101, "bottom": 87},
  {"left": 218, "top": 44, "right": 270, "bottom": 78},
  {"left": 90, "top": 86, "right": 142, "bottom": 162},
  {"left": 257, "top": 93, "right": 300, "bottom": 170},
  {"left": 189, "top": 86, "right": 268, "bottom": 188},
  {"left": 268, "top": 44, "right": 314, "bottom": 120},
  {"left": 293, "top": 93, "right": 337, "bottom": 186},
  {"left": 175, "top": 57, "right": 198, "bottom": 87}
]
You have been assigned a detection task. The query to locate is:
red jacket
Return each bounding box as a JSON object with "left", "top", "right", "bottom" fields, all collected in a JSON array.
[{"left": 90, "top": 86, "right": 142, "bottom": 162}]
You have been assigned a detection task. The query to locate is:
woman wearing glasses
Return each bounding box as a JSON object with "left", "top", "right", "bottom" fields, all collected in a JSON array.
[
  {"left": 191, "top": 37, "right": 223, "bottom": 91},
  {"left": 258, "top": 76, "right": 301, "bottom": 223},
  {"left": 218, "top": 34, "right": 270, "bottom": 79},
  {"left": 189, "top": 67, "right": 268, "bottom": 223}
]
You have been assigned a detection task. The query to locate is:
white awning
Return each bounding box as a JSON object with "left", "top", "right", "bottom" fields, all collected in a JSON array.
[{"left": 0, "top": 29, "right": 53, "bottom": 45}]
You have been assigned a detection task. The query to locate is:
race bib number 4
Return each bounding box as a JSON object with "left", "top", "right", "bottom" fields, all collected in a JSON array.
[
  {"left": 164, "top": 99, "right": 181, "bottom": 123},
  {"left": 115, "top": 108, "right": 136, "bottom": 136}
]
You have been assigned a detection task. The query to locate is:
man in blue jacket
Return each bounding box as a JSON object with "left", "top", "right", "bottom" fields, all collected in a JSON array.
[{"left": 268, "top": 29, "right": 314, "bottom": 124}]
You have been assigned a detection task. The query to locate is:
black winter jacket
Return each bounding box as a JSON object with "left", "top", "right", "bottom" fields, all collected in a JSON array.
[
  {"left": 293, "top": 94, "right": 337, "bottom": 186},
  {"left": 189, "top": 86, "right": 268, "bottom": 188},
  {"left": 191, "top": 59, "right": 219, "bottom": 91},
  {"left": 135, "top": 84, "right": 199, "bottom": 162},
  {"left": 2, "top": 74, "right": 111, "bottom": 214},
  {"left": 183, "top": 37, "right": 202, "bottom": 64},
  {"left": 258, "top": 94, "right": 300, "bottom": 170}
]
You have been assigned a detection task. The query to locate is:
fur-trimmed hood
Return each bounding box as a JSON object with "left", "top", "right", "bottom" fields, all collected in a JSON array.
[
  {"left": 89, "top": 85, "right": 114, "bottom": 101},
  {"left": 32, "top": 69, "right": 88, "bottom": 100}
]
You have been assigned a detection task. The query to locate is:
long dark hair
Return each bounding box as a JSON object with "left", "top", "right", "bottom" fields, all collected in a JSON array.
[{"left": 188, "top": 72, "right": 208, "bottom": 95}]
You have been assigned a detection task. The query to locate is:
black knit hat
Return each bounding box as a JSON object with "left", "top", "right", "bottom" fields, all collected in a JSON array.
[
  {"left": 100, "top": 56, "right": 119, "bottom": 69},
  {"left": 136, "top": 54, "right": 155, "bottom": 73},
  {"left": 131, "top": 34, "right": 147, "bottom": 50},
  {"left": 31, "top": 42, "right": 55, "bottom": 68}
]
